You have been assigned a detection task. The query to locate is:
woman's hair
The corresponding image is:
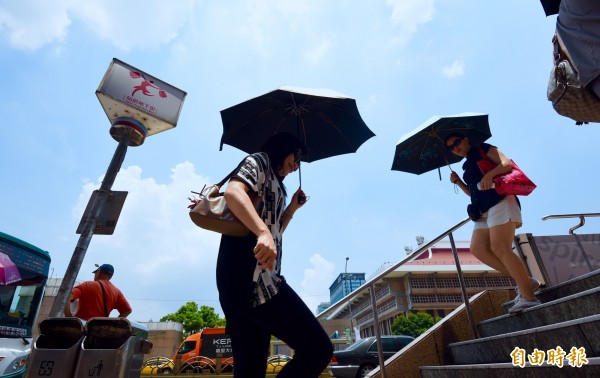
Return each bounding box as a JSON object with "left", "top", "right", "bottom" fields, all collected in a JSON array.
[
  {"left": 444, "top": 132, "right": 466, "bottom": 145},
  {"left": 260, "top": 132, "right": 304, "bottom": 196}
]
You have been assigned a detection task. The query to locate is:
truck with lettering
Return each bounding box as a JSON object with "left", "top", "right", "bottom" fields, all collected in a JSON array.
[{"left": 173, "top": 327, "right": 233, "bottom": 373}]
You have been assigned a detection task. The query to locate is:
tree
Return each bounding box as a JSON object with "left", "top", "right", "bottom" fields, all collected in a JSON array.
[
  {"left": 160, "top": 302, "right": 226, "bottom": 337},
  {"left": 391, "top": 312, "right": 441, "bottom": 338}
]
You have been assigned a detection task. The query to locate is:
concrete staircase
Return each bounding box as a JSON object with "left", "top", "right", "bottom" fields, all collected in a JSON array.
[
  {"left": 419, "top": 269, "right": 600, "bottom": 377},
  {"left": 368, "top": 269, "right": 600, "bottom": 378}
]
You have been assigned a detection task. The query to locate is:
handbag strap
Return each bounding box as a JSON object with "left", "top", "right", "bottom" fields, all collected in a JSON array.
[
  {"left": 477, "top": 146, "right": 487, "bottom": 161},
  {"left": 553, "top": 32, "right": 575, "bottom": 68},
  {"left": 216, "top": 155, "right": 271, "bottom": 194},
  {"left": 98, "top": 281, "right": 109, "bottom": 317}
]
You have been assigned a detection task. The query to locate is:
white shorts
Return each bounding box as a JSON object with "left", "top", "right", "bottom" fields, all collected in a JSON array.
[{"left": 473, "top": 195, "right": 522, "bottom": 230}]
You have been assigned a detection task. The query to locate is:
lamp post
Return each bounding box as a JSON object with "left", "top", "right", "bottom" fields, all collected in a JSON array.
[
  {"left": 345, "top": 257, "right": 350, "bottom": 296},
  {"left": 49, "top": 59, "right": 186, "bottom": 318},
  {"left": 345, "top": 257, "right": 354, "bottom": 342}
]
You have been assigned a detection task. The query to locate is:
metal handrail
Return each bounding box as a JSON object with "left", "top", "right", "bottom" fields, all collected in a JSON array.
[
  {"left": 542, "top": 213, "right": 600, "bottom": 234},
  {"left": 317, "top": 217, "right": 474, "bottom": 378}
]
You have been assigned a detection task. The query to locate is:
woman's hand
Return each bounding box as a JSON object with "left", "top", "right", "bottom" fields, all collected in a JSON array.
[
  {"left": 450, "top": 171, "right": 461, "bottom": 185},
  {"left": 479, "top": 173, "right": 495, "bottom": 191},
  {"left": 253, "top": 231, "right": 277, "bottom": 270},
  {"left": 290, "top": 187, "right": 308, "bottom": 210}
]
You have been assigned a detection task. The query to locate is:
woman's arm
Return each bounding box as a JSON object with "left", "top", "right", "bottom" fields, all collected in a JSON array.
[
  {"left": 281, "top": 187, "right": 306, "bottom": 233},
  {"left": 479, "top": 146, "right": 513, "bottom": 191},
  {"left": 224, "top": 178, "right": 276, "bottom": 270},
  {"left": 450, "top": 171, "right": 471, "bottom": 197}
]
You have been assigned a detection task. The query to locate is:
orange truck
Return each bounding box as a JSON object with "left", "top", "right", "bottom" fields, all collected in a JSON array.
[{"left": 174, "top": 327, "right": 233, "bottom": 365}]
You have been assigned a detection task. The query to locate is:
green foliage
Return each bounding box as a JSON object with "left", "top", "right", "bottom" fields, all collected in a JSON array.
[
  {"left": 391, "top": 312, "right": 441, "bottom": 338},
  {"left": 160, "top": 302, "right": 226, "bottom": 337}
]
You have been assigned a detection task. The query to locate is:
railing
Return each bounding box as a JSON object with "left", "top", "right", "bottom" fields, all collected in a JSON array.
[
  {"left": 542, "top": 212, "right": 600, "bottom": 234},
  {"left": 316, "top": 217, "right": 472, "bottom": 378}
]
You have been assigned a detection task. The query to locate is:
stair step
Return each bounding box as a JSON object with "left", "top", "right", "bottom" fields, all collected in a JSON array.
[
  {"left": 500, "top": 269, "right": 600, "bottom": 313},
  {"left": 420, "top": 357, "right": 600, "bottom": 378},
  {"left": 537, "top": 268, "right": 600, "bottom": 303},
  {"left": 478, "top": 286, "right": 600, "bottom": 337},
  {"left": 450, "top": 314, "right": 600, "bottom": 365}
]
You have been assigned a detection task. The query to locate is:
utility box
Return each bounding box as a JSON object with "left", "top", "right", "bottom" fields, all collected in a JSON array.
[
  {"left": 73, "top": 318, "right": 152, "bottom": 378},
  {"left": 26, "top": 317, "right": 86, "bottom": 378}
]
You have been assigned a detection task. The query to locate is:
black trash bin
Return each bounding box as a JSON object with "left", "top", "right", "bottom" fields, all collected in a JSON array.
[
  {"left": 73, "top": 318, "right": 152, "bottom": 378},
  {"left": 26, "top": 317, "right": 86, "bottom": 378}
]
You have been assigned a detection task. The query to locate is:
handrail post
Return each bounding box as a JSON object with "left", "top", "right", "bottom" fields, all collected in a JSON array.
[
  {"left": 369, "top": 283, "right": 387, "bottom": 378},
  {"left": 569, "top": 215, "right": 585, "bottom": 235},
  {"left": 448, "top": 232, "right": 478, "bottom": 339}
]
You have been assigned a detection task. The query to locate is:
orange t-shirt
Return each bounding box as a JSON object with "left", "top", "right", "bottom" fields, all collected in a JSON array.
[{"left": 70, "top": 280, "right": 131, "bottom": 321}]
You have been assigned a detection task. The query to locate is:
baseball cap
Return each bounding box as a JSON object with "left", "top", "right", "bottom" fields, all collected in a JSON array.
[{"left": 92, "top": 263, "right": 114, "bottom": 276}]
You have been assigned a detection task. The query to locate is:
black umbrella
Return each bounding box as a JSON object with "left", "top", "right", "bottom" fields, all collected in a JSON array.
[
  {"left": 220, "top": 86, "right": 375, "bottom": 163},
  {"left": 391, "top": 113, "right": 491, "bottom": 175},
  {"left": 540, "top": 0, "right": 560, "bottom": 16}
]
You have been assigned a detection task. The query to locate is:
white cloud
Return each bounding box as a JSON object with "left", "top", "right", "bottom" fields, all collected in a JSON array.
[
  {"left": 0, "top": 0, "right": 71, "bottom": 51},
  {"left": 0, "top": 0, "right": 194, "bottom": 51},
  {"left": 299, "top": 254, "right": 335, "bottom": 313},
  {"left": 72, "top": 162, "right": 222, "bottom": 322},
  {"left": 70, "top": 162, "right": 335, "bottom": 322},
  {"left": 442, "top": 60, "right": 465, "bottom": 78},
  {"left": 304, "top": 37, "right": 332, "bottom": 66},
  {"left": 236, "top": 0, "right": 312, "bottom": 57},
  {"left": 385, "top": 0, "right": 435, "bottom": 43}
]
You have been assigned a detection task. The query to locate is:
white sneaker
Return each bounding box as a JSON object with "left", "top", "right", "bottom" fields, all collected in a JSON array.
[
  {"left": 509, "top": 297, "right": 541, "bottom": 314},
  {"left": 514, "top": 277, "right": 541, "bottom": 301}
]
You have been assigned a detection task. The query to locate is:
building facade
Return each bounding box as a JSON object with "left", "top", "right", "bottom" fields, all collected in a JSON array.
[
  {"left": 329, "top": 273, "right": 366, "bottom": 304},
  {"left": 320, "top": 241, "right": 518, "bottom": 338}
]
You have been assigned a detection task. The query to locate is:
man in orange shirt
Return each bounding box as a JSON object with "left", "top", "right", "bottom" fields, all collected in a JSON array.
[{"left": 64, "top": 263, "right": 132, "bottom": 321}]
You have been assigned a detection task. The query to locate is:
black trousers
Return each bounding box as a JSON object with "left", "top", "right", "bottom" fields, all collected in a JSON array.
[{"left": 222, "top": 281, "right": 333, "bottom": 377}]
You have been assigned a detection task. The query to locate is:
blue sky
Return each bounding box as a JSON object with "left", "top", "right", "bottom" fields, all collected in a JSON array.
[{"left": 2, "top": 0, "right": 599, "bottom": 322}]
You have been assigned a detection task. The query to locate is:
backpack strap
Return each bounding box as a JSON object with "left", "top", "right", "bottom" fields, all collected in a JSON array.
[{"left": 98, "top": 281, "right": 109, "bottom": 317}]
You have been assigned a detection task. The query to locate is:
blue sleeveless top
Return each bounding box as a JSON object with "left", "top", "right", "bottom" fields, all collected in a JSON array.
[{"left": 461, "top": 143, "right": 505, "bottom": 213}]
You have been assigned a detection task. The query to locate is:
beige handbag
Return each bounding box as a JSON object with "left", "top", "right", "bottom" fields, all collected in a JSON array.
[
  {"left": 189, "top": 164, "right": 264, "bottom": 237},
  {"left": 547, "top": 33, "right": 600, "bottom": 125}
]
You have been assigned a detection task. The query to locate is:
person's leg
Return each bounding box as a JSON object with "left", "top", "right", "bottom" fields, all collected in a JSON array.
[
  {"left": 222, "top": 304, "right": 271, "bottom": 378},
  {"left": 230, "top": 324, "right": 271, "bottom": 377},
  {"left": 470, "top": 228, "right": 511, "bottom": 276},
  {"left": 250, "top": 282, "right": 333, "bottom": 378},
  {"left": 488, "top": 222, "right": 536, "bottom": 302}
]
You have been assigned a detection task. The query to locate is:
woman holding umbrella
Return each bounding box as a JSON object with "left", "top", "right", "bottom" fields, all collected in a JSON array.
[
  {"left": 445, "top": 133, "right": 541, "bottom": 314},
  {"left": 217, "top": 132, "right": 333, "bottom": 377}
]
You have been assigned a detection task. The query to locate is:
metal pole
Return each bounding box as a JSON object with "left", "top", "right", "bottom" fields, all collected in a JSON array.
[
  {"left": 49, "top": 131, "right": 132, "bottom": 318},
  {"left": 448, "top": 232, "right": 478, "bottom": 339},
  {"left": 345, "top": 257, "right": 354, "bottom": 342},
  {"left": 369, "top": 283, "right": 387, "bottom": 378}
]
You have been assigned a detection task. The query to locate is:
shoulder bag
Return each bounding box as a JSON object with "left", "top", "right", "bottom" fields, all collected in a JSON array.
[
  {"left": 476, "top": 147, "right": 537, "bottom": 196},
  {"left": 189, "top": 161, "right": 265, "bottom": 237},
  {"left": 547, "top": 32, "right": 600, "bottom": 125}
]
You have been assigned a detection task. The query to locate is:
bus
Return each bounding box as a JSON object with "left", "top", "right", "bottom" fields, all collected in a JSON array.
[{"left": 0, "top": 231, "right": 51, "bottom": 378}]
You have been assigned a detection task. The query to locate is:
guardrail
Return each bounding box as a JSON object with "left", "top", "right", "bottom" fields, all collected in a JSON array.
[
  {"left": 316, "top": 217, "right": 473, "bottom": 378},
  {"left": 542, "top": 212, "right": 600, "bottom": 234}
]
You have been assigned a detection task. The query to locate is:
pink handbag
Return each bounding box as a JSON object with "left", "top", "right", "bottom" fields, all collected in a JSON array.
[{"left": 476, "top": 148, "right": 536, "bottom": 196}]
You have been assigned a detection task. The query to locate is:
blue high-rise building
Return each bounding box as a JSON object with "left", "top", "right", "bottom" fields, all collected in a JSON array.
[{"left": 329, "top": 273, "right": 366, "bottom": 304}]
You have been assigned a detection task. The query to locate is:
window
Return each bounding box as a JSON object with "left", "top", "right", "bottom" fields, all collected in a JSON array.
[
  {"left": 367, "top": 338, "right": 397, "bottom": 353},
  {"left": 177, "top": 341, "right": 196, "bottom": 354}
]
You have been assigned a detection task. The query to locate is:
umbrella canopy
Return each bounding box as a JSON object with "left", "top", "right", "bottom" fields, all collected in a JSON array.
[
  {"left": 391, "top": 112, "right": 491, "bottom": 175},
  {"left": 0, "top": 252, "right": 21, "bottom": 285},
  {"left": 540, "top": 0, "right": 560, "bottom": 16},
  {"left": 220, "top": 85, "right": 375, "bottom": 163}
]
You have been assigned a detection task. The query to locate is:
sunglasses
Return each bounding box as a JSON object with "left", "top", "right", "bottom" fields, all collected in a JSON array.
[{"left": 446, "top": 137, "right": 464, "bottom": 151}]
